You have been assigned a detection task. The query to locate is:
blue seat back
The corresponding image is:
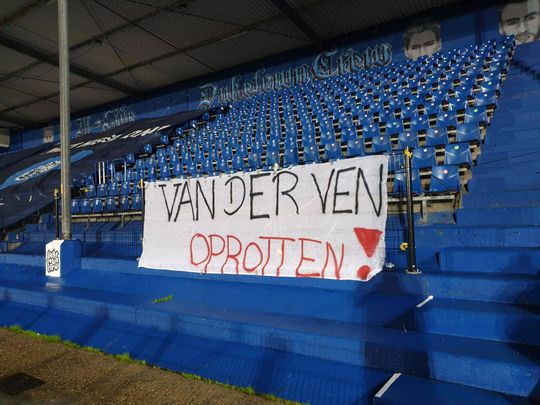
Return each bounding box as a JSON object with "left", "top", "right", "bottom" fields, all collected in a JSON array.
[
  {"left": 371, "top": 135, "right": 392, "bottom": 154},
  {"left": 324, "top": 142, "right": 342, "bottom": 161},
  {"left": 392, "top": 169, "right": 422, "bottom": 194},
  {"left": 412, "top": 147, "right": 437, "bottom": 169},
  {"left": 430, "top": 165, "right": 460, "bottom": 192},
  {"left": 347, "top": 139, "right": 365, "bottom": 157},
  {"left": 444, "top": 143, "right": 472, "bottom": 166},
  {"left": 425, "top": 127, "right": 449, "bottom": 147},
  {"left": 455, "top": 123, "right": 481, "bottom": 143},
  {"left": 397, "top": 132, "right": 419, "bottom": 150}
]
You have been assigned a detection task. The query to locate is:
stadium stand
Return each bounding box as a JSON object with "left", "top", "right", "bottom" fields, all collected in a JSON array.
[{"left": 0, "top": 18, "right": 538, "bottom": 405}]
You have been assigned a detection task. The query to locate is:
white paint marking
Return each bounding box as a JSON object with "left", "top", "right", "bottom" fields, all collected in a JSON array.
[
  {"left": 416, "top": 295, "right": 434, "bottom": 308},
  {"left": 374, "top": 373, "right": 402, "bottom": 398}
]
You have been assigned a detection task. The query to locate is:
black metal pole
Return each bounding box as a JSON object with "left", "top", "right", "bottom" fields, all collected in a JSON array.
[
  {"left": 54, "top": 188, "right": 60, "bottom": 239},
  {"left": 404, "top": 147, "right": 420, "bottom": 275},
  {"left": 140, "top": 179, "right": 145, "bottom": 241}
]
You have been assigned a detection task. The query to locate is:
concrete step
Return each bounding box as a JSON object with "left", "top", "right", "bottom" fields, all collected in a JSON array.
[
  {"left": 405, "top": 298, "right": 540, "bottom": 345},
  {"left": 468, "top": 173, "right": 540, "bottom": 192},
  {"left": 0, "top": 275, "right": 538, "bottom": 397},
  {"left": 0, "top": 300, "right": 390, "bottom": 405},
  {"left": 456, "top": 207, "right": 540, "bottom": 226},
  {"left": 373, "top": 374, "right": 531, "bottom": 405},
  {"left": 462, "top": 190, "right": 540, "bottom": 208},
  {"left": 438, "top": 247, "right": 540, "bottom": 276}
]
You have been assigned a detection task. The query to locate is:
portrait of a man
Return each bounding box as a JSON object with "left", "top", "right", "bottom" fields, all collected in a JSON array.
[
  {"left": 499, "top": 0, "right": 539, "bottom": 44},
  {"left": 403, "top": 19, "right": 442, "bottom": 60}
]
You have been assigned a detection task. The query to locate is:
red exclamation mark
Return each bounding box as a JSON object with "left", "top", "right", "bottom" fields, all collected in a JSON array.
[{"left": 353, "top": 227, "right": 382, "bottom": 280}]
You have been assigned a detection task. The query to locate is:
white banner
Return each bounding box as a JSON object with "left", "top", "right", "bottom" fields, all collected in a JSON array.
[{"left": 139, "top": 155, "right": 388, "bottom": 281}]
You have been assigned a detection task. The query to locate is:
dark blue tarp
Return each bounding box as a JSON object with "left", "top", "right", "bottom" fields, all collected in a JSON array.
[{"left": 0, "top": 109, "right": 203, "bottom": 229}]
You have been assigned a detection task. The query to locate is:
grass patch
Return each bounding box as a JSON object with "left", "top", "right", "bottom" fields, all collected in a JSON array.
[
  {"left": 114, "top": 352, "right": 147, "bottom": 366},
  {"left": 152, "top": 294, "right": 173, "bottom": 304},
  {"left": 3, "top": 324, "right": 300, "bottom": 403}
]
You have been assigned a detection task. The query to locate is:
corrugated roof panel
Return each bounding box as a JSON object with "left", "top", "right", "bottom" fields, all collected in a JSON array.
[
  {"left": 185, "top": 0, "right": 280, "bottom": 26},
  {"left": 110, "top": 65, "right": 177, "bottom": 92},
  {"left": 0, "top": 44, "right": 40, "bottom": 72},
  {"left": 255, "top": 16, "right": 309, "bottom": 41},
  {"left": 69, "top": 86, "right": 125, "bottom": 111},
  {"left": 188, "top": 26, "right": 310, "bottom": 71},
  {"left": 2, "top": 65, "right": 86, "bottom": 99},
  {"left": 0, "top": 83, "right": 37, "bottom": 107},
  {"left": 69, "top": 43, "right": 128, "bottom": 76},
  {"left": 138, "top": 9, "right": 237, "bottom": 50},
  {"left": 107, "top": 26, "right": 177, "bottom": 62},
  {"left": 13, "top": 99, "right": 59, "bottom": 123},
  {"left": 0, "top": 0, "right": 38, "bottom": 20},
  {"left": 149, "top": 53, "right": 214, "bottom": 83}
]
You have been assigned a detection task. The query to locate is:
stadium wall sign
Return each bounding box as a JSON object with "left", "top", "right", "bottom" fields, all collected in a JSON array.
[
  {"left": 139, "top": 155, "right": 388, "bottom": 281},
  {"left": 198, "top": 43, "right": 392, "bottom": 108}
]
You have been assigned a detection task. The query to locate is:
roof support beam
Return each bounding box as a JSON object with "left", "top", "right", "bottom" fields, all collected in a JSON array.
[
  {"left": 268, "top": 0, "right": 325, "bottom": 50},
  {"left": 0, "top": 33, "right": 143, "bottom": 98}
]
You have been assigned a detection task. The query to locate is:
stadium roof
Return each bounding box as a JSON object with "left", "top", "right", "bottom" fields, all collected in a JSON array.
[{"left": 0, "top": 0, "right": 463, "bottom": 130}]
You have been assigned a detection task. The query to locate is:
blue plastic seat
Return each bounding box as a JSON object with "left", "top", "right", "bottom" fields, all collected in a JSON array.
[
  {"left": 125, "top": 153, "right": 135, "bottom": 165},
  {"left": 147, "top": 165, "right": 157, "bottom": 182},
  {"left": 362, "top": 122, "right": 380, "bottom": 139},
  {"left": 371, "top": 135, "right": 392, "bottom": 154},
  {"left": 429, "top": 165, "right": 460, "bottom": 193},
  {"left": 120, "top": 196, "right": 130, "bottom": 211},
  {"left": 409, "top": 114, "right": 430, "bottom": 132},
  {"left": 71, "top": 199, "right": 80, "bottom": 214},
  {"left": 160, "top": 134, "right": 169, "bottom": 145},
  {"left": 172, "top": 162, "right": 185, "bottom": 178},
  {"left": 232, "top": 154, "right": 245, "bottom": 172},
  {"left": 159, "top": 163, "right": 171, "bottom": 180},
  {"left": 445, "top": 143, "right": 472, "bottom": 166},
  {"left": 412, "top": 147, "right": 437, "bottom": 169},
  {"left": 202, "top": 159, "right": 215, "bottom": 175},
  {"left": 303, "top": 144, "right": 320, "bottom": 164},
  {"left": 108, "top": 182, "right": 119, "bottom": 196},
  {"left": 85, "top": 184, "right": 96, "bottom": 198},
  {"left": 248, "top": 152, "right": 262, "bottom": 171},
  {"left": 283, "top": 147, "right": 299, "bottom": 166},
  {"left": 80, "top": 199, "right": 91, "bottom": 214},
  {"left": 216, "top": 157, "right": 230, "bottom": 174},
  {"left": 324, "top": 142, "right": 342, "bottom": 161},
  {"left": 464, "top": 106, "right": 488, "bottom": 125},
  {"left": 341, "top": 126, "right": 358, "bottom": 142},
  {"left": 474, "top": 90, "right": 497, "bottom": 106},
  {"left": 92, "top": 197, "right": 104, "bottom": 213},
  {"left": 106, "top": 196, "right": 117, "bottom": 212},
  {"left": 132, "top": 194, "right": 143, "bottom": 210},
  {"left": 397, "top": 132, "right": 419, "bottom": 150},
  {"left": 264, "top": 150, "right": 280, "bottom": 170},
  {"left": 121, "top": 181, "right": 131, "bottom": 195},
  {"left": 388, "top": 153, "right": 404, "bottom": 173},
  {"left": 392, "top": 169, "right": 422, "bottom": 195},
  {"left": 347, "top": 139, "right": 365, "bottom": 157},
  {"left": 96, "top": 184, "right": 108, "bottom": 197},
  {"left": 455, "top": 123, "right": 481, "bottom": 143},
  {"left": 142, "top": 143, "right": 152, "bottom": 154},
  {"left": 436, "top": 112, "right": 457, "bottom": 129},
  {"left": 425, "top": 127, "right": 449, "bottom": 146},
  {"left": 384, "top": 119, "right": 404, "bottom": 135}
]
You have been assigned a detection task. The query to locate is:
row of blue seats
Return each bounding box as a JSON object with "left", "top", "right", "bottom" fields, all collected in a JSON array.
[
  {"left": 393, "top": 165, "right": 461, "bottom": 194},
  {"left": 127, "top": 143, "right": 473, "bottom": 184},
  {"left": 72, "top": 194, "right": 142, "bottom": 214}
]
